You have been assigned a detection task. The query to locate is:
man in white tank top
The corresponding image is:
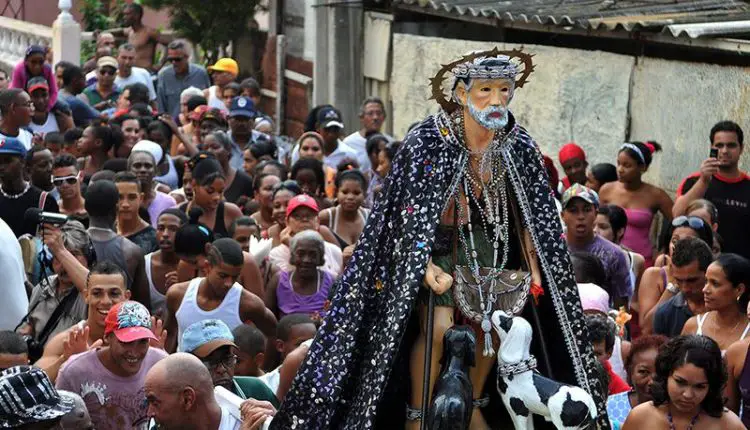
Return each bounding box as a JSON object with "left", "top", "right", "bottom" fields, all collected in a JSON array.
[
  {"left": 205, "top": 58, "right": 238, "bottom": 113},
  {"left": 163, "top": 238, "right": 277, "bottom": 353}
]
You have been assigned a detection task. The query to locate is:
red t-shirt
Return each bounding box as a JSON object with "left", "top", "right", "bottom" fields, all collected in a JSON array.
[{"left": 604, "top": 359, "right": 631, "bottom": 395}]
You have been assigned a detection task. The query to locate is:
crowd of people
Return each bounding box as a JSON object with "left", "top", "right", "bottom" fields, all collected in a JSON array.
[{"left": 0, "top": 4, "right": 748, "bottom": 429}]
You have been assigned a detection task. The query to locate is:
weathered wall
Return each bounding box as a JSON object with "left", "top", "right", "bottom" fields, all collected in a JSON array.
[
  {"left": 629, "top": 57, "right": 750, "bottom": 191},
  {"left": 390, "top": 34, "right": 750, "bottom": 193}
]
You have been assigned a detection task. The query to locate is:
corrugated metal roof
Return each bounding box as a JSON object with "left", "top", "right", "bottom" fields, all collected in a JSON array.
[{"left": 391, "top": 0, "right": 750, "bottom": 36}]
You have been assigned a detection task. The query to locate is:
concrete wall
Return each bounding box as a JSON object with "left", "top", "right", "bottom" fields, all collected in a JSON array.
[{"left": 390, "top": 34, "right": 750, "bottom": 194}]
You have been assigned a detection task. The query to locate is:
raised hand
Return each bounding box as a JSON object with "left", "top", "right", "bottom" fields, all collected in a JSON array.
[
  {"left": 164, "top": 271, "right": 178, "bottom": 289},
  {"left": 150, "top": 316, "right": 167, "bottom": 350},
  {"left": 62, "top": 326, "right": 102, "bottom": 361}
]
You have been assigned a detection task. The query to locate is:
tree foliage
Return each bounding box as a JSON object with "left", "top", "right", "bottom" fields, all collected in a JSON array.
[{"left": 140, "top": 0, "right": 261, "bottom": 64}]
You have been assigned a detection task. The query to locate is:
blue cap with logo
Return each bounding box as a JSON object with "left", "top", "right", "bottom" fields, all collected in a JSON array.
[
  {"left": 316, "top": 106, "right": 344, "bottom": 129},
  {"left": 179, "top": 319, "right": 237, "bottom": 358},
  {"left": 0, "top": 136, "right": 27, "bottom": 158},
  {"left": 229, "top": 96, "right": 257, "bottom": 119}
]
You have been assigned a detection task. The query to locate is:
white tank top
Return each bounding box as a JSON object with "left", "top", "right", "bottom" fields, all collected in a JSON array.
[
  {"left": 175, "top": 277, "right": 244, "bottom": 351},
  {"left": 696, "top": 313, "right": 750, "bottom": 355},
  {"left": 207, "top": 86, "right": 229, "bottom": 113},
  {"left": 144, "top": 253, "right": 166, "bottom": 315},
  {"left": 28, "top": 113, "right": 59, "bottom": 136},
  {"left": 610, "top": 336, "right": 627, "bottom": 381}
]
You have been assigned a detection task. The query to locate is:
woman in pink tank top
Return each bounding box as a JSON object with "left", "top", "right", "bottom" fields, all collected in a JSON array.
[{"left": 599, "top": 141, "right": 673, "bottom": 267}]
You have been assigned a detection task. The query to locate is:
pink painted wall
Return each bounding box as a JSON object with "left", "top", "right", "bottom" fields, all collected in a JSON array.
[{"left": 3, "top": 0, "right": 171, "bottom": 30}]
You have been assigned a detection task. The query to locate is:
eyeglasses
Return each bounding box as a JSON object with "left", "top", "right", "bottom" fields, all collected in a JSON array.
[
  {"left": 202, "top": 354, "right": 238, "bottom": 370},
  {"left": 167, "top": 57, "right": 184, "bottom": 63},
  {"left": 672, "top": 216, "right": 707, "bottom": 230},
  {"left": 99, "top": 68, "right": 116, "bottom": 76},
  {"left": 52, "top": 175, "right": 78, "bottom": 187}
]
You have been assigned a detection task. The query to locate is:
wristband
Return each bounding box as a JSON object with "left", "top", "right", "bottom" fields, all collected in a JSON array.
[{"left": 666, "top": 282, "right": 679, "bottom": 294}]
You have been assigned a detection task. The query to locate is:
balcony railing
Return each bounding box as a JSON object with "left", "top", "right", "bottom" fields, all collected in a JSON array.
[{"left": 0, "top": 15, "right": 52, "bottom": 71}]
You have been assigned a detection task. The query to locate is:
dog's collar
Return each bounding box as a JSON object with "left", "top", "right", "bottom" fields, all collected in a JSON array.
[{"left": 497, "top": 356, "right": 537, "bottom": 376}]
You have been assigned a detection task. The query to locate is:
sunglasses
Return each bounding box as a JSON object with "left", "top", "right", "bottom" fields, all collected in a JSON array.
[
  {"left": 99, "top": 68, "right": 116, "bottom": 76},
  {"left": 672, "top": 215, "right": 707, "bottom": 230},
  {"left": 52, "top": 175, "right": 78, "bottom": 187},
  {"left": 167, "top": 57, "right": 184, "bottom": 63}
]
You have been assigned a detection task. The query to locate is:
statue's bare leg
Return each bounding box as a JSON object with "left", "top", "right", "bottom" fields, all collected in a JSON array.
[
  {"left": 406, "top": 304, "right": 454, "bottom": 430},
  {"left": 468, "top": 325, "right": 497, "bottom": 430}
]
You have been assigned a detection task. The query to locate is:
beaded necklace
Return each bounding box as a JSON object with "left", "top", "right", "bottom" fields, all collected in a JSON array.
[
  {"left": 0, "top": 182, "right": 30, "bottom": 199},
  {"left": 451, "top": 109, "right": 511, "bottom": 356},
  {"left": 667, "top": 408, "right": 700, "bottom": 430}
]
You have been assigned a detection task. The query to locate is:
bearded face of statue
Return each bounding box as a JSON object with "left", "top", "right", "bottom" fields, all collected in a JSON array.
[{"left": 455, "top": 78, "right": 513, "bottom": 130}]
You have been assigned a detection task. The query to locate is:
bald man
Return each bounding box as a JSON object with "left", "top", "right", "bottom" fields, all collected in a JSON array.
[
  {"left": 145, "top": 352, "right": 242, "bottom": 430},
  {"left": 58, "top": 390, "right": 93, "bottom": 430}
]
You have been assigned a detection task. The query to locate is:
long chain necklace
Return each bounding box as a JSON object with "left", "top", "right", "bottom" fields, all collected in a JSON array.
[
  {"left": 452, "top": 109, "right": 511, "bottom": 356},
  {"left": 0, "top": 182, "right": 30, "bottom": 199},
  {"left": 667, "top": 408, "right": 700, "bottom": 430}
]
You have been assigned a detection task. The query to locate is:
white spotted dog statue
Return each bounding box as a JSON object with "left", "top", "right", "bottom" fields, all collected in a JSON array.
[{"left": 491, "top": 311, "right": 597, "bottom": 430}]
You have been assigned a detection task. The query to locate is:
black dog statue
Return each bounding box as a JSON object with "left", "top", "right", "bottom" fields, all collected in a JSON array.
[{"left": 427, "top": 325, "right": 476, "bottom": 430}]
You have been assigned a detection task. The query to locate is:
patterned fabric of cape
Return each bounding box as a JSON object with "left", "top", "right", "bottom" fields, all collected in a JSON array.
[{"left": 271, "top": 111, "right": 610, "bottom": 430}]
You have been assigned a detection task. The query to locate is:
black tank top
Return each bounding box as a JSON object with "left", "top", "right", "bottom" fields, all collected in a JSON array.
[{"left": 179, "top": 201, "right": 230, "bottom": 239}]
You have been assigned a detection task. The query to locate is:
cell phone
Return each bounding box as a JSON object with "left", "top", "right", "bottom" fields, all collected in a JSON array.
[{"left": 710, "top": 148, "right": 718, "bottom": 159}]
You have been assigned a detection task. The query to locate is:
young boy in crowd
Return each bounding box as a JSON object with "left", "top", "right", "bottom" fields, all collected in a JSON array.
[{"left": 259, "top": 313, "right": 317, "bottom": 396}]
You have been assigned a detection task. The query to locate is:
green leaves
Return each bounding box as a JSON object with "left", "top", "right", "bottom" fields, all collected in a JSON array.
[{"left": 141, "top": 0, "right": 261, "bottom": 64}]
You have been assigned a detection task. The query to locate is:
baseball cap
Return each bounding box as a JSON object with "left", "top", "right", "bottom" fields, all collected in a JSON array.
[
  {"left": 104, "top": 301, "right": 157, "bottom": 343},
  {"left": 26, "top": 76, "right": 49, "bottom": 93},
  {"left": 286, "top": 194, "right": 320, "bottom": 218},
  {"left": 189, "top": 105, "right": 210, "bottom": 122},
  {"left": 561, "top": 183, "right": 600, "bottom": 209},
  {"left": 316, "top": 106, "right": 344, "bottom": 129},
  {"left": 179, "top": 319, "right": 237, "bottom": 358},
  {"left": 0, "top": 136, "right": 27, "bottom": 158},
  {"left": 199, "top": 108, "right": 227, "bottom": 126},
  {"left": 97, "top": 56, "right": 118, "bottom": 70},
  {"left": 207, "top": 58, "right": 239, "bottom": 76},
  {"left": 229, "top": 96, "right": 257, "bottom": 118},
  {"left": 0, "top": 365, "right": 74, "bottom": 428}
]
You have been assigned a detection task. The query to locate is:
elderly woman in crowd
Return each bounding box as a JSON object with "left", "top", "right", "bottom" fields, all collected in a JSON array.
[
  {"left": 606, "top": 334, "right": 668, "bottom": 427},
  {"left": 265, "top": 230, "right": 334, "bottom": 319}
]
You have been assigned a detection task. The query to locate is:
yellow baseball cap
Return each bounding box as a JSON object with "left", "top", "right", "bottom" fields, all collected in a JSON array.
[{"left": 208, "top": 58, "right": 238, "bottom": 76}]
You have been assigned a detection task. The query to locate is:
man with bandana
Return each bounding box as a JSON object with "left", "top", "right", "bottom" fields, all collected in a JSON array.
[{"left": 269, "top": 49, "right": 609, "bottom": 430}]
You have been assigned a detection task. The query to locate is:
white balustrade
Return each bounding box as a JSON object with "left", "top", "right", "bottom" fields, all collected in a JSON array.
[{"left": 0, "top": 16, "right": 53, "bottom": 73}]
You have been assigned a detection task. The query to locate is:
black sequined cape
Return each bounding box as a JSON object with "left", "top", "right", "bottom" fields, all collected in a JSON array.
[{"left": 271, "top": 112, "right": 610, "bottom": 429}]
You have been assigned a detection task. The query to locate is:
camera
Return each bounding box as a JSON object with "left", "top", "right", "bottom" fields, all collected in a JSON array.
[
  {"left": 24, "top": 208, "right": 68, "bottom": 228},
  {"left": 21, "top": 335, "right": 44, "bottom": 363}
]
